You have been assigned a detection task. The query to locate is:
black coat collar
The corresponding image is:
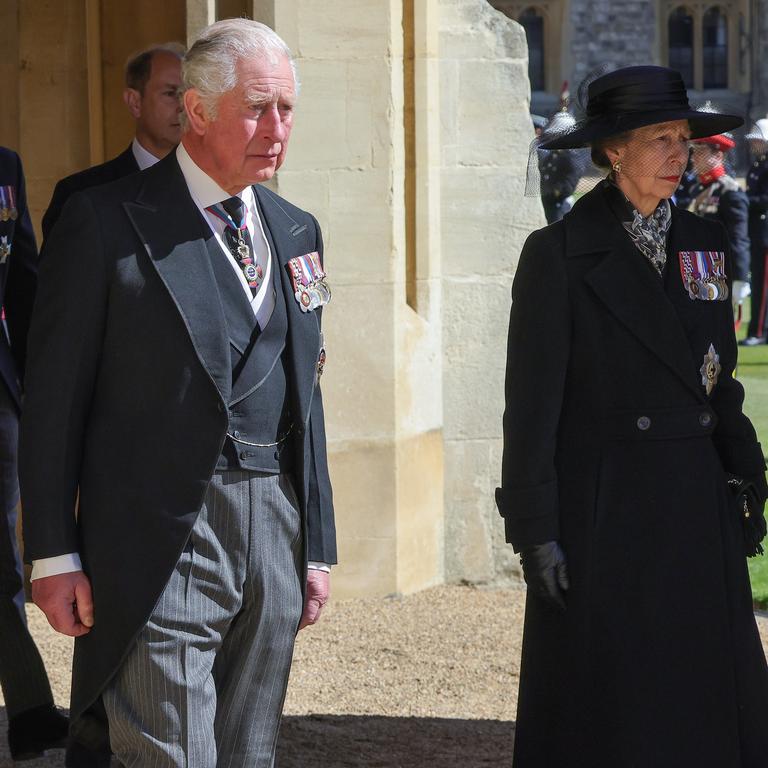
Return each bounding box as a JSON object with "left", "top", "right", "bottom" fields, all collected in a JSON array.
[{"left": 568, "top": 183, "right": 706, "bottom": 401}]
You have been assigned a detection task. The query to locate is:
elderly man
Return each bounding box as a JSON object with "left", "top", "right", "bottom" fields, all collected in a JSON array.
[
  {"left": 42, "top": 42, "right": 185, "bottom": 241},
  {"left": 20, "top": 19, "right": 335, "bottom": 768}
]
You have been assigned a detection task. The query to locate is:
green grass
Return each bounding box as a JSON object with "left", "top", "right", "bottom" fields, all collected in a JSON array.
[{"left": 735, "top": 317, "right": 768, "bottom": 609}]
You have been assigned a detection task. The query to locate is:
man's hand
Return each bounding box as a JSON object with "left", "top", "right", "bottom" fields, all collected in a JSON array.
[
  {"left": 298, "top": 569, "right": 329, "bottom": 630},
  {"left": 32, "top": 571, "right": 94, "bottom": 637},
  {"left": 520, "top": 541, "right": 569, "bottom": 610}
]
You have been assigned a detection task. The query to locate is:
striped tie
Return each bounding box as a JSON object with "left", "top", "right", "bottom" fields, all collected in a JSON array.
[{"left": 206, "top": 196, "right": 262, "bottom": 296}]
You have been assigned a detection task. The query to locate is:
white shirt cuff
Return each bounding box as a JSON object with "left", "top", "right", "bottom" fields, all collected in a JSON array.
[
  {"left": 31, "top": 553, "right": 83, "bottom": 580},
  {"left": 307, "top": 561, "right": 331, "bottom": 572}
]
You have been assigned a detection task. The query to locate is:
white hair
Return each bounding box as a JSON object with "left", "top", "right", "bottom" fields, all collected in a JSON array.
[{"left": 181, "top": 18, "right": 299, "bottom": 124}]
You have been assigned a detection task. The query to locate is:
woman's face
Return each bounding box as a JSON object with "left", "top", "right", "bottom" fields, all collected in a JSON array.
[{"left": 606, "top": 120, "right": 691, "bottom": 209}]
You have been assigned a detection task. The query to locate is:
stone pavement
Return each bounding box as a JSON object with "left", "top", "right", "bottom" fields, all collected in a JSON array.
[{"left": 1, "top": 586, "right": 766, "bottom": 767}]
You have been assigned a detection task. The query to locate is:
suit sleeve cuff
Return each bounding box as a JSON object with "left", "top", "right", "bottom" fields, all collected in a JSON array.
[
  {"left": 495, "top": 482, "right": 560, "bottom": 552},
  {"left": 31, "top": 553, "right": 83, "bottom": 580},
  {"left": 307, "top": 561, "right": 331, "bottom": 573}
]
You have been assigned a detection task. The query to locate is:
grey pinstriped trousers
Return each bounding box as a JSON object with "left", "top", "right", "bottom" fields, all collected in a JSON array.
[{"left": 103, "top": 471, "right": 303, "bottom": 768}]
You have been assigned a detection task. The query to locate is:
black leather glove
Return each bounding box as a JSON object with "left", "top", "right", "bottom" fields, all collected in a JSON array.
[{"left": 520, "top": 541, "right": 569, "bottom": 609}]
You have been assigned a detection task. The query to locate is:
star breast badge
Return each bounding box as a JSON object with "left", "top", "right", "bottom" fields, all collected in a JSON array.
[{"left": 700, "top": 343, "right": 721, "bottom": 396}]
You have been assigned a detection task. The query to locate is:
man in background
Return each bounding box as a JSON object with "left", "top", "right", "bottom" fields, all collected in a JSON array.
[
  {"left": 742, "top": 118, "right": 768, "bottom": 346},
  {"left": 689, "top": 133, "right": 751, "bottom": 319},
  {"left": 42, "top": 42, "right": 184, "bottom": 240},
  {"left": 0, "top": 146, "right": 69, "bottom": 761}
]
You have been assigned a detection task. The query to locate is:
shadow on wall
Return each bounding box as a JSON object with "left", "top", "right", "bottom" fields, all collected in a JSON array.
[{"left": 277, "top": 715, "right": 515, "bottom": 767}]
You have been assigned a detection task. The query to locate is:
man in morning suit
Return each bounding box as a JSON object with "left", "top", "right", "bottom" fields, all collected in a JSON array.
[
  {"left": 0, "top": 147, "right": 69, "bottom": 761},
  {"left": 41, "top": 42, "right": 184, "bottom": 241},
  {"left": 20, "top": 19, "right": 336, "bottom": 767}
]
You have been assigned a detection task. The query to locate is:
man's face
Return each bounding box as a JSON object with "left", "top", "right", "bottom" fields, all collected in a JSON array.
[
  {"left": 126, "top": 51, "right": 183, "bottom": 156},
  {"left": 197, "top": 54, "right": 296, "bottom": 190},
  {"left": 691, "top": 143, "right": 722, "bottom": 176}
]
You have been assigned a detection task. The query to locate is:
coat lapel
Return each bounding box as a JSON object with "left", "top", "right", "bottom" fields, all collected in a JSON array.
[
  {"left": 253, "top": 184, "right": 320, "bottom": 426},
  {"left": 573, "top": 186, "right": 705, "bottom": 401},
  {"left": 123, "top": 154, "right": 232, "bottom": 404}
]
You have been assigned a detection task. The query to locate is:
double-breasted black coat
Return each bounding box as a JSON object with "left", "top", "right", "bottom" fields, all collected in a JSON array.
[
  {"left": 19, "top": 153, "right": 336, "bottom": 747},
  {"left": 41, "top": 145, "right": 139, "bottom": 242},
  {"left": 496, "top": 181, "right": 768, "bottom": 767},
  {"left": 0, "top": 147, "right": 37, "bottom": 406}
]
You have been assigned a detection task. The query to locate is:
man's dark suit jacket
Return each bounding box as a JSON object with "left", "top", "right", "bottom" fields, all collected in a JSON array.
[
  {"left": 19, "top": 152, "right": 336, "bottom": 740},
  {"left": 41, "top": 145, "right": 138, "bottom": 241},
  {"left": 0, "top": 147, "right": 38, "bottom": 407}
]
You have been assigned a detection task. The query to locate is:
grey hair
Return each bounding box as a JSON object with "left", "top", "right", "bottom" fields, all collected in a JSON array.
[{"left": 181, "top": 18, "right": 299, "bottom": 126}]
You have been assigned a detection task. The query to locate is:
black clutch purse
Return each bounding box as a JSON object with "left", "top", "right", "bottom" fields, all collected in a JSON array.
[{"left": 727, "top": 476, "right": 768, "bottom": 557}]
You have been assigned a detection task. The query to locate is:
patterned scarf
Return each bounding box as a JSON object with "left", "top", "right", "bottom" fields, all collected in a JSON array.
[{"left": 606, "top": 179, "right": 672, "bottom": 276}]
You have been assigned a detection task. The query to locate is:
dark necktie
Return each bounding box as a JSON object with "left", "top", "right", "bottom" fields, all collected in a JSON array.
[{"left": 206, "top": 196, "right": 263, "bottom": 296}]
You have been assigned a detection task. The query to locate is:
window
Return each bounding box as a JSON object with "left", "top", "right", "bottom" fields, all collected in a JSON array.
[
  {"left": 668, "top": 7, "right": 694, "bottom": 89},
  {"left": 519, "top": 7, "right": 545, "bottom": 91},
  {"left": 702, "top": 7, "right": 728, "bottom": 88}
]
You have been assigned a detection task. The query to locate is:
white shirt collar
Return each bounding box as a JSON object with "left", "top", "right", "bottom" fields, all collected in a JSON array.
[
  {"left": 176, "top": 141, "right": 255, "bottom": 212},
  {"left": 131, "top": 138, "right": 161, "bottom": 171}
]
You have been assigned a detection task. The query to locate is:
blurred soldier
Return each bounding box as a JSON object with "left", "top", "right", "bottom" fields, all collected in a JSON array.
[
  {"left": 742, "top": 118, "right": 768, "bottom": 345},
  {"left": 673, "top": 154, "right": 698, "bottom": 209},
  {"left": 0, "top": 146, "right": 69, "bottom": 761},
  {"left": 538, "top": 111, "right": 583, "bottom": 223},
  {"left": 690, "top": 133, "right": 751, "bottom": 317},
  {"left": 42, "top": 43, "right": 184, "bottom": 241}
]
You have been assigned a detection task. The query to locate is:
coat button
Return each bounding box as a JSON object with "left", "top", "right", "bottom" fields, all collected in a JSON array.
[
  {"left": 699, "top": 412, "right": 712, "bottom": 427},
  {"left": 637, "top": 416, "right": 651, "bottom": 431},
  {"left": 233, "top": 430, "right": 241, "bottom": 439},
  {"left": 240, "top": 451, "right": 248, "bottom": 460}
]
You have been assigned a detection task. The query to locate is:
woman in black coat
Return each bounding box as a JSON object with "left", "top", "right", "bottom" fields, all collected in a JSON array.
[{"left": 496, "top": 66, "right": 768, "bottom": 767}]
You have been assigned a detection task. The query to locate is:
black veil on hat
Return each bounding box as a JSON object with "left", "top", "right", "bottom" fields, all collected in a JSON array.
[{"left": 539, "top": 65, "right": 743, "bottom": 150}]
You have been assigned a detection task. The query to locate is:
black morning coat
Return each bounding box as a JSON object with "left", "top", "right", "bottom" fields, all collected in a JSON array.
[
  {"left": 19, "top": 152, "right": 336, "bottom": 746},
  {"left": 41, "top": 145, "right": 139, "bottom": 242},
  {"left": 0, "top": 147, "right": 37, "bottom": 407},
  {"left": 496, "top": 181, "right": 768, "bottom": 767}
]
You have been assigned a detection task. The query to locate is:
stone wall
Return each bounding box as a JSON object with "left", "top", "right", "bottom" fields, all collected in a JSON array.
[
  {"left": 754, "top": 0, "right": 768, "bottom": 121},
  {"left": 569, "top": 0, "right": 657, "bottom": 89},
  {"left": 440, "top": 0, "right": 545, "bottom": 583},
  {"left": 265, "top": 0, "right": 446, "bottom": 598}
]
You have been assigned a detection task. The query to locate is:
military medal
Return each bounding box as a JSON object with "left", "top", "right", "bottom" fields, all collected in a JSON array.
[
  {"left": 207, "top": 200, "right": 262, "bottom": 290},
  {"left": 316, "top": 332, "right": 326, "bottom": 385},
  {"left": 0, "top": 186, "right": 16, "bottom": 222},
  {"left": 700, "top": 343, "right": 721, "bottom": 396},
  {"left": 0, "top": 236, "right": 10, "bottom": 264},
  {"left": 287, "top": 251, "right": 331, "bottom": 312},
  {"left": 678, "top": 251, "right": 729, "bottom": 301},
  {"left": 8, "top": 185, "right": 17, "bottom": 220}
]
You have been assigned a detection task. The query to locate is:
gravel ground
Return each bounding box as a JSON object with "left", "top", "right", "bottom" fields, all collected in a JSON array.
[{"left": 1, "top": 585, "right": 766, "bottom": 767}]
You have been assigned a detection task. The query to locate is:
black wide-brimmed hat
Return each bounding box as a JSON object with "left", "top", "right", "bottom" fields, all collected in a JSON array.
[{"left": 539, "top": 66, "right": 743, "bottom": 150}]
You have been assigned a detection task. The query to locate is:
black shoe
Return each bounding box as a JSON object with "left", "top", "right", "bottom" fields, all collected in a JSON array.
[
  {"left": 7, "top": 703, "right": 69, "bottom": 761},
  {"left": 739, "top": 336, "right": 767, "bottom": 346}
]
